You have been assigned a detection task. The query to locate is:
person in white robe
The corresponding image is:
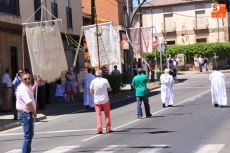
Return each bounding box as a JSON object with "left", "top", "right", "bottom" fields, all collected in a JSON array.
[
  {"left": 83, "top": 68, "right": 96, "bottom": 109},
  {"left": 209, "top": 69, "right": 227, "bottom": 108},
  {"left": 160, "top": 68, "right": 175, "bottom": 108}
]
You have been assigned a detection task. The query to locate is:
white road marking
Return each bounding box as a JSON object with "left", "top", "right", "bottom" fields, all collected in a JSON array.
[
  {"left": 0, "top": 129, "right": 97, "bottom": 136},
  {"left": 5, "top": 148, "right": 35, "bottom": 153},
  {"left": 43, "top": 145, "right": 80, "bottom": 153},
  {"left": 190, "top": 99, "right": 196, "bottom": 101},
  {"left": 195, "top": 144, "right": 225, "bottom": 153},
  {"left": 95, "top": 145, "right": 127, "bottom": 153},
  {"left": 5, "top": 149, "right": 21, "bottom": 153},
  {"left": 138, "top": 145, "right": 168, "bottom": 153}
]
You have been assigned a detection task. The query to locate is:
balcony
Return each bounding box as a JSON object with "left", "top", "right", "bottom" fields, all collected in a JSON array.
[
  {"left": 0, "top": 2, "right": 20, "bottom": 16},
  {"left": 66, "top": 7, "right": 72, "bottom": 28},
  {"left": 161, "top": 22, "right": 176, "bottom": 33},
  {"left": 193, "top": 19, "right": 209, "bottom": 30}
]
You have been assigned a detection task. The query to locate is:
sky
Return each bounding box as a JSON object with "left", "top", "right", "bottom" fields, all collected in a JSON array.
[{"left": 132, "top": 0, "right": 151, "bottom": 7}]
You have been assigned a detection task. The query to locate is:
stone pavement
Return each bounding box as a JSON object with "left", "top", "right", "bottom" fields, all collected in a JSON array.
[{"left": 0, "top": 70, "right": 229, "bottom": 131}]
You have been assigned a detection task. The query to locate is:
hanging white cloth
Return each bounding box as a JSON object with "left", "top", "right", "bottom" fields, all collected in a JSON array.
[
  {"left": 24, "top": 20, "right": 68, "bottom": 82},
  {"left": 160, "top": 73, "right": 175, "bottom": 106},
  {"left": 83, "top": 73, "right": 96, "bottom": 108},
  {"left": 209, "top": 71, "right": 227, "bottom": 106}
]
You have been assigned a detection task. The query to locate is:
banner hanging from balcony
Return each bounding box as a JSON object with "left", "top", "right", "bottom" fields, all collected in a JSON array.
[
  {"left": 83, "top": 22, "right": 120, "bottom": 67},
  {"left": 127, "top": 27, "right": 152, "bottom": 54},
  {"left": 23, "top": 20, "right": 68, "bottom": 82}
]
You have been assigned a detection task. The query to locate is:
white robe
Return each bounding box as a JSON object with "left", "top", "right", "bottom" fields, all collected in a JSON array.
[
  {"left": 209, "top": 71, "right": 227, "bottom": 106},
  {"left": 83, "top": 73, "right": 96, "bottom": 107},
  {"left": 160, "top": 74, "right": 175, "bottom": 106}
]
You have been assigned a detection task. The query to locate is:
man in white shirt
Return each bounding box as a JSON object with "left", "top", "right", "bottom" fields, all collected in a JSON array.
[
  {"left": 90, "top": 70, "right": 113, "bottom": 134},
  {"left": 2, "top": 68, "right": 12, "bottom": 112}
]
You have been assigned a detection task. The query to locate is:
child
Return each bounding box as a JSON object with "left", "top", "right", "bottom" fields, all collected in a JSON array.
[{"left": 55, "top": 78, "right": 63, "bottom": 102}]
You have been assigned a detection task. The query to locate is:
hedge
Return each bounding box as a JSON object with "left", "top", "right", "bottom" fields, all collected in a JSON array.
[
  {"left": 146, "top": 42, "right": 230, "bottom": 62},
  {"left": 103, "top": 73, "right": 130, "bottom": 94}
]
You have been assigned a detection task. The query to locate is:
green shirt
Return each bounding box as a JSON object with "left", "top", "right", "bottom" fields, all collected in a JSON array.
[{"left": 131, "top": 74, "right": 148, "bottom": 96}]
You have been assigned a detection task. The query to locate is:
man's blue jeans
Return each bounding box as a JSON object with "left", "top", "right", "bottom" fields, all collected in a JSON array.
[
  {"left": 18, "top": 112, "right": 34, "bottom": 153},
  {"left": 136, "top": 95, "right": 151, "bottom": 118}
]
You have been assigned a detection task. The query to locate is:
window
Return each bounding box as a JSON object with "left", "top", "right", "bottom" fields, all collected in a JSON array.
[
  {"left": 66, "top": 7, "right": 72, "bottom": 28},
  {"left": 34, "top": 0, "right": 41, "bottom": 21},
  {"left": 167, "top": 41, "right": 175, "bottom": 45},
  {"left": 51, "top": 1, "right": 58, "bottom": 19},
  {"left": 196, "top": 38, "right": 206, "bottom": 43},
  {"left": 0, "top": 0, "right": 20, "bottom": 16},
  {"left": 163, "top": 14, "right": 174, "bottom": 31},
  {"left": 195, "top": 10, "right": 205, "bottom": 28}
]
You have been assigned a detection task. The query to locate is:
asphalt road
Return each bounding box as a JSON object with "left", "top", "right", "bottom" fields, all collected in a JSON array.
[{"left": 1, "top": 72, "right": 230, "bottom": 153}]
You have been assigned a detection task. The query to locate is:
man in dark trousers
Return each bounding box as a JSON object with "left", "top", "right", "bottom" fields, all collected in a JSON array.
[{"left": 131, "top": 68, "right": 152, "bottom": 119}]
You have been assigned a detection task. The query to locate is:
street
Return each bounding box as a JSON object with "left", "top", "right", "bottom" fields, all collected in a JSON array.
[{"left": 1, "top": 72, "right": 230, "bottom": 153}]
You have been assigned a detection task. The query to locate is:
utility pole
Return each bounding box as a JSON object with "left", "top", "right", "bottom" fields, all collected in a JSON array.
[
  {"left": 91, "top": 0, "right": 95, "bottom": 24},
  {"left": 126, "top": 0, "right": 134, "bottom": 81}
]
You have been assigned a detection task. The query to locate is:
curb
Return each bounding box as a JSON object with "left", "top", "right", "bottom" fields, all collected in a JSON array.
[{"left": 0, "top": 114, "right": 47, "bottom": 132}]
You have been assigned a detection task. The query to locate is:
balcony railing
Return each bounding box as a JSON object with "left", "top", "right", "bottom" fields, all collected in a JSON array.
[
  {"left": 0, "top": 3, "right": 20, "bottom": 16},
  {"left": 193, "top": 19, "right": 209, "bottom": 30},
  {"left": 51, "top": 2, "right": 58, "bottom": 19},
  {"left": 66, "top": 7, "right": 72, "bottom": 28},
  {"left": 161, "top": 22, "right": 176, "bottom": 33}
]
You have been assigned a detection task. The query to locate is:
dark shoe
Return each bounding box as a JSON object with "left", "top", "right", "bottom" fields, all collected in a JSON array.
[
  {"left": 6, "top": 110, "right": 12, "bottom": 112},
  {"left": 106, "top": 130, "right": 114, "bottom": 133},
  {"left": 97, "top": 131, "right": 103, "bottom": 134},
  {"left": 218, "top": 105, "right": 223, "bottom": 108},
  {"left": 13, "top": 118, "right": 18, "bottom": 120},
  {"left": 168, "top": 105, "right": 173, "bottom": 107},
  {"left": 146, "top": 114, "right": 152, "bottom": 118},
  {"left": 162, "top": 103, "right": 165, "bottom": 108},
  {"left": 85, "top": 106, "right": 89, "bottom": 109},
  {"left": 214, "top": 104, "right": 218, "bottom": 107}
]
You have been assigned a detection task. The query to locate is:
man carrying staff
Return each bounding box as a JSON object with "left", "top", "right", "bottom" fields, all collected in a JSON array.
[
  {"left": 209, "top": 67, "right": 227, "bottom": 108},
  {"left": 160, "top": 68, "right": 175, "bottom": 108},
  {"left": 16, "top": 72, "right": 40, "bottom": 153}
]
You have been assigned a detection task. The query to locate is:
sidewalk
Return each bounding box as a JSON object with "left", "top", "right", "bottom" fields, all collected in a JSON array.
[{"left": 1, "top": 70, "right": 229, "bottom": 131}]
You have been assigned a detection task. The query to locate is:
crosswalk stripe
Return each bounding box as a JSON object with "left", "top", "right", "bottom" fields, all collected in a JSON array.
[
  {"left": 5, "top": 149, "right": 21, "bottom": 153},
  {"left": 95, "top": 145, "right": 127, "bottom": 153},
  {"left": 138, "top": 145, "right": 168, "bottom": 153},
  {"left": 195, "top": 144, "right": 225, "bottom": 153},
  {"left": 43, "top": 145, "right": 80, "bottom": 153}
]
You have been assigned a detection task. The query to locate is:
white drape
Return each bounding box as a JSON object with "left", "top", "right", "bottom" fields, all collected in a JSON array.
[
  {"left": 83, "top": 22, "right": 120, "bottom": 67},
  {"left": 24, "top": 20, "right": 68, "bottom": 82}
]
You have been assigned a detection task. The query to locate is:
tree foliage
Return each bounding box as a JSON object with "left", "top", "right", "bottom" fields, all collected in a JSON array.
[{"left": 146, "top": 42, "right": 230, "bottom": 62}]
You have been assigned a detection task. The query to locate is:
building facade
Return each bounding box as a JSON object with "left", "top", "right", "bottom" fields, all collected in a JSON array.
[
  {"left": 0, "top": 0, "right": 83, "bottom": 105},
  {"left": 136, "top": 0, "right": 229, "bottom": 45}
]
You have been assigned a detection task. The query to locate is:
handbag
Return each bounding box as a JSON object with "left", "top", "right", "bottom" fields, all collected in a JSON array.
[{"left": 73, "top": 81, "right": 78, "bottom": 87}]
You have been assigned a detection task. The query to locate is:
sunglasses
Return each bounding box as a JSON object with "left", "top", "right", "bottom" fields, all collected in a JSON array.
[{"left": 23, "top": 78, "right": 31, "bottom": 81}]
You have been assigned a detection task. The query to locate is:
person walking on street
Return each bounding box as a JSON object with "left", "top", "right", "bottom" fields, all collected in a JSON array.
[
  {"left": 160, "top": 68, "right": 175, "bottom": 108},
  {"left": 90, "top": 70, "right": 113, "bottom": 134},
  {"left": 209, "top": 67, "right": 227, "bottom": 108},
  {"left": 2, "top": 68, "right": 13, "bottom": 112},
  {"left": 149, "top": 60, "right": 155, "bottom": 82},
  {"left": 131, "top": 68, "right": 152, "bottom": 119},
  {"left": 203, "top": 57, "right": 208, "bottom": 72},
  {"left": 12, "top": 69, "right": 23, "bottom": 120},
  {"left": 16, "top": 72, "right": 39, "bottom": 153},
  {"left": 198, "top": 55, "right": 203, "bottom": 72},
  {"left": 83, "top": 68, "right": 95, "bottom": 109}
]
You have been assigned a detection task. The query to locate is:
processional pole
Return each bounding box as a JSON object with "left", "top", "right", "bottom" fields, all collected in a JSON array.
[{"left": 94, "top": 6, "right": 101, "bottom": 68}]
